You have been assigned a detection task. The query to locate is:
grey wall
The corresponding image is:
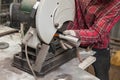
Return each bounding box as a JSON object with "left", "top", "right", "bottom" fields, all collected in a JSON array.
[{"left": 110, "top": 20, "right": 120, "bottom": 40}]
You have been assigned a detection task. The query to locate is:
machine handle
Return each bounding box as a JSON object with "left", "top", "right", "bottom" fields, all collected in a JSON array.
[{"left": 30, "top": 1, "right": 40, "bottom": 18}]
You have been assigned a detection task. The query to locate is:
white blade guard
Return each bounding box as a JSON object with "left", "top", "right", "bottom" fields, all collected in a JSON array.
[{"left": 36, "top": 0, "right": 75, "bottom": 44}]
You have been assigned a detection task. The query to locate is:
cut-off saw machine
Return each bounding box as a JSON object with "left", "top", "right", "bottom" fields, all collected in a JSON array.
[{"left": 10, "top": 0, "right": 96, "bottom": 77}]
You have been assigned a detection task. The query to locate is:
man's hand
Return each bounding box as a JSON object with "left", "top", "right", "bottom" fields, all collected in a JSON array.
[
  {"left": 62, "top": 30, "right": 80, "bottom": 47},
  {"left": 63, "top": 30, "right": 76, "bottom": 36}
]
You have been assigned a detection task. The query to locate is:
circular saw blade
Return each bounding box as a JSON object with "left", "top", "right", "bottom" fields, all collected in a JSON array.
[{"left": 36, "top": 0, "right": 75, "bottom": 44}]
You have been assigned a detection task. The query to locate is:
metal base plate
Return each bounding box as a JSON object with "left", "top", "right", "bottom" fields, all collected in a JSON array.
[{"left": 12, "top": 49, "right": 76, "bottom": 76}]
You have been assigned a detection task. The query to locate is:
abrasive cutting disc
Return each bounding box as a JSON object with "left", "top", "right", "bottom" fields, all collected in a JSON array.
[{"left": 36, "top": 0, "right": 75, "bottom": 44}]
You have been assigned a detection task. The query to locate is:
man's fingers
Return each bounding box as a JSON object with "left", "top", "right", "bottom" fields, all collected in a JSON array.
[
  {"left": 63, "top": 30, "right": 70, "bottom": 35},
  {"left": 63, "top": 30, "right": 76, "bottom": 36}
]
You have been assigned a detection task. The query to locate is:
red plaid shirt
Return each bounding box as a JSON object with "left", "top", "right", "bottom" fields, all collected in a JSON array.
[{"left": 67, "top": 0, "right": 120, "bottom": 49}]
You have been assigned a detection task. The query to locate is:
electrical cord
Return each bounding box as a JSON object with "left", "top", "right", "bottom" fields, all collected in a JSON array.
[{"left": 25, "top": 33, "right": 37, "bottom": 80}]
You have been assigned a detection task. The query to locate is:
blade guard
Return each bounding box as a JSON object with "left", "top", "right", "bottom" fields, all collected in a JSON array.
[{"left": 36, "top": 0, "right": 75, "bottom": 44}]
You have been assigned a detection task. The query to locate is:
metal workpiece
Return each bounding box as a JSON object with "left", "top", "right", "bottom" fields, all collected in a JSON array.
[{"left": 59, "top": 34, "right": 80, "bottom": 47}]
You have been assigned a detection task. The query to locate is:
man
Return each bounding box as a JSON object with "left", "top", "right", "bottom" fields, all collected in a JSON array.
[{"left": 63, "top": 0, "right": 120, "bottom": 80}]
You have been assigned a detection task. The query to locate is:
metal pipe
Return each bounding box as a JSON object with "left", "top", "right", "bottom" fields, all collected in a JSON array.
[
  {"left": 54, "top": 33, "right": 80, "bottom": 47},
  {"left": 59, "top": 34, "right": 79, "bottom": 42}
]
